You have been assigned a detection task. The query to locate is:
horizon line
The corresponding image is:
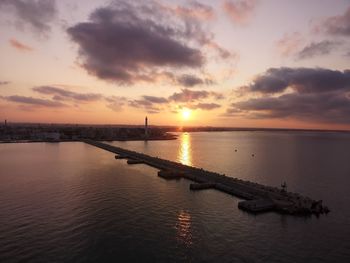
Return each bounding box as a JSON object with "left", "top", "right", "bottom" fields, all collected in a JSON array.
[{"left": 3, "top": 121, "right": 350, "bottom": 133}]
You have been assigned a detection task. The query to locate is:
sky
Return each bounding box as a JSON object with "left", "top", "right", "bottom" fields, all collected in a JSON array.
[{"left": 0, "top": 0, "right": 350, "bottom": 129}]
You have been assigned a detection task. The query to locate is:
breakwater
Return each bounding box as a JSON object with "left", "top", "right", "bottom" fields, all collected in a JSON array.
[{"left": 83, "top": 139, "right": 329, "bottom": 216}]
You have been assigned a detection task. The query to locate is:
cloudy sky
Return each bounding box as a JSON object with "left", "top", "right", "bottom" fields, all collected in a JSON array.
[{"left": 0, "top": 0, "right": 350, "bottom": 129}]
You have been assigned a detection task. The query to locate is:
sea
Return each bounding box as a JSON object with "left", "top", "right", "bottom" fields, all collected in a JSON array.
[{"left": 0, "top": 131, "right": 350, "bottom": 262}]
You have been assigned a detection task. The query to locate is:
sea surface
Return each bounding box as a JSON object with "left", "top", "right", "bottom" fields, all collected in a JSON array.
[{"left": 0, "top": 131, "right": 350, "bottom": 262}]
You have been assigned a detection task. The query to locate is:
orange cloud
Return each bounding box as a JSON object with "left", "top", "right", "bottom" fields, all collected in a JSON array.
[{"left": 9, "top": 38, "right": 33, "bottom": 52}]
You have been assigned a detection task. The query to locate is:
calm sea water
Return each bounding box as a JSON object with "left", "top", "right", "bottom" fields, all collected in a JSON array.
[{"left": 0, "top": 131, "right": 350, "bottom": 262}]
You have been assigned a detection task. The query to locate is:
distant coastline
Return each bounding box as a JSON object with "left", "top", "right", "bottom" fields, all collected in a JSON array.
[
  {"left": 0, "top": 123, "right": 178, "bottom": 143},
  {"left": 174, "top": 126, "right": 350, "bottom": 133},
  {"left": 1, "top": 121, "right": 350, "bottom": 133},
  {"left": 0, "top": 137, "right": 178, "bottom": 144},
  {"left": 1, "top": 122, "right": 349, "bottom": 144}
]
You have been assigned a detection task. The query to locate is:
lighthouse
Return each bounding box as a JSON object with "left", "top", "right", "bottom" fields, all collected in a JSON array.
[{"left": 145, "top": 116, "right": 148, "bottom": 139}]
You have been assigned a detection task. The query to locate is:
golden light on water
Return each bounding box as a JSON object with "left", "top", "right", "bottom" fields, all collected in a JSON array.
[
  {"left": 176, "top": 210, "right": 192, "bottom": 246},
  {"left": 178, "top": 133, "right": 192, "bottom": 166}
]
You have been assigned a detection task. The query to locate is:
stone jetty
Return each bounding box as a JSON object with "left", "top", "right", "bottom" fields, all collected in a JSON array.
[
  {"left": 83, "top": 139, "right": 329, "bottom": 216},
  {"left": 190, "top": 183, "right": 216, "bottom": 190}
]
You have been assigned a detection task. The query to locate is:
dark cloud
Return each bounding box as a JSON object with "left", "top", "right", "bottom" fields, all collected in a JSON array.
[
  {"left": 176, "top": 74, "right": 214, "bottom": 87},
  {"left": 223, "top": 0, "right": 257, "bottom": 25},
  {"left": 129, "top": 88, "right": 223, "bottom": 113},
  {"left": 105, "top": 96, "right": 127, "bottom": 112},
  {"left": 162, "top": 1, "right": 234, "bottom": 60},
  {"left": 297, "top": 41, "right": 340, "bottom": 59},
  {"left": 0, "top": 0, "right": 57, "bottom": 35},
  {"left": 33, "top": 86, "right": 102, "bottom": 102},
  {"left": 128, "top": 99, "right": 161, "bottom": 114},
  {"left": 246, "top": 67, "right": 350, "bottom": 94},
  {"left": 169, "top": 89, "right": 205, "bottom": 102},
  {"left": 0, "top": 81, "right": 10, "bottom": 85},
  {"left": 67, "top": 0, "right": 208, "bottom": 84},
  {"left": 229, "top": 91, "right": 350, "bottom": 123},
  {"left": 177, "top": 74, "right": 204, "bottom": 87},
  {"left": 9, "top": 38, "right": 33, "bottom": 52},
  {"left": 318, "top": 7, "right": 350, "bottom": 36},
  {"left": 190, "top": 102, "right": 221, "bottom": 110},
  {"left": 142, "top": 96, "right": 168, "bottom": 104},
  {"left": 228, "top": 66, "right": 350, "bottom": 124},
  {"left": 222, "top": 107, "right": 243, "bottom": 117},
  {"left": 212, "top": 92, "right": 224, "bottom": 100},
  {"left": 169, "top": 88, "right": 223, "bottom": 102},
  {"left": 1, "top": 95, "right": 65, "bottom": 107},
  {"left": 129, "top": 100, "right": 152, "bottom": 108}
]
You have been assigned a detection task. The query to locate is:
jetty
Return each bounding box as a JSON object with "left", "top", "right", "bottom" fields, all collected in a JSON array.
[{"left": 83, "top": 139, "right": 329, "bottom": 216}]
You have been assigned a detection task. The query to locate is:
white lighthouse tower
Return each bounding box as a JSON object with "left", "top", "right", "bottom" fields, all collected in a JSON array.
[{"left": 145, "top": 116, "right": 148, "bottom": 139}]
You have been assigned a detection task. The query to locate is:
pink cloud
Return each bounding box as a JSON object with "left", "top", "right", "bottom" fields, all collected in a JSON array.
[
  {"left": 276, "top": 32, "right": 303, "bottom": 57},
  {"left": 314, "top": 7, "right": 350, "bottom": 36},
  {"left": 223, "top": 0, "right": 257, "bottom": 25},
  {"left": 172, "top": 1, "right": 215, "bottom": 21},
  {"left": 9, "top": 38, "right": 33, "bottom": 52}
]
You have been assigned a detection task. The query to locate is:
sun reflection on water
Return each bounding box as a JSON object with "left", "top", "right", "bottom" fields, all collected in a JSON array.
[
  {"left": 178, "top": 133, "right": 192, "bottom": 166},
  {"left": 175, "top": 210, "right": 192, "bottom": 246}
]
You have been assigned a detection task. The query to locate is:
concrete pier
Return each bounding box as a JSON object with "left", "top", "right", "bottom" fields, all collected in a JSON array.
[{"left": 83, "top": 139, "right": 329, "bottom": 216}]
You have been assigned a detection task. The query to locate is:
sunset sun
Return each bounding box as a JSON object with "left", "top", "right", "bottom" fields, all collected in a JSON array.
[{"left": 181, "top": 108, "right": 192, "bottom": 120}]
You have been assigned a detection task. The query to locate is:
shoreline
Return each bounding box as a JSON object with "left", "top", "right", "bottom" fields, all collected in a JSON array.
[
  {"left": 2, "top": 128, "right": 350, "bottom": 144},
  {"left": 0, "top": 136, "right": 178, "bottom": 144}
]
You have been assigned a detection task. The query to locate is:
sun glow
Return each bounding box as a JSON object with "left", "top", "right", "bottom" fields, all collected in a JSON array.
[{"left": 181, "top": 108, "right": 192, "bottom": 120}]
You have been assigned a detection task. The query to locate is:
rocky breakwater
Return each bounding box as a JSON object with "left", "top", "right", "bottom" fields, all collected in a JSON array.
[{"left": 83, "top": 140, "right": 330, "bottom": 216}]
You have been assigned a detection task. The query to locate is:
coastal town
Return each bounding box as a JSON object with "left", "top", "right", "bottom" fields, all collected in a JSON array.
[
  {"left": 1, "top": 118, "right": 347, "bottom": 143},
  {"left": 0, "top": 118, "right": 176, "bottom": 142}
]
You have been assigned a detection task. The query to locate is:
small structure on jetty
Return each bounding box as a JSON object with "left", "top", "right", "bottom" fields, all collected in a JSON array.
[{"left": 83, "top": 139, "right": 329, "bottom": 216}]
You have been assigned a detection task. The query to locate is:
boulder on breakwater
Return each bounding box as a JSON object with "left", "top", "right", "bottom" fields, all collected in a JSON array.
[
  {"left": 115, "top": 155, "right": 129, "bottom": 159},
  {"left": 238, "top": 199, "right": 276, "bottom": 213},
  {"left": 158, "top": 170, "right": 182, "bottom": 180}
]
